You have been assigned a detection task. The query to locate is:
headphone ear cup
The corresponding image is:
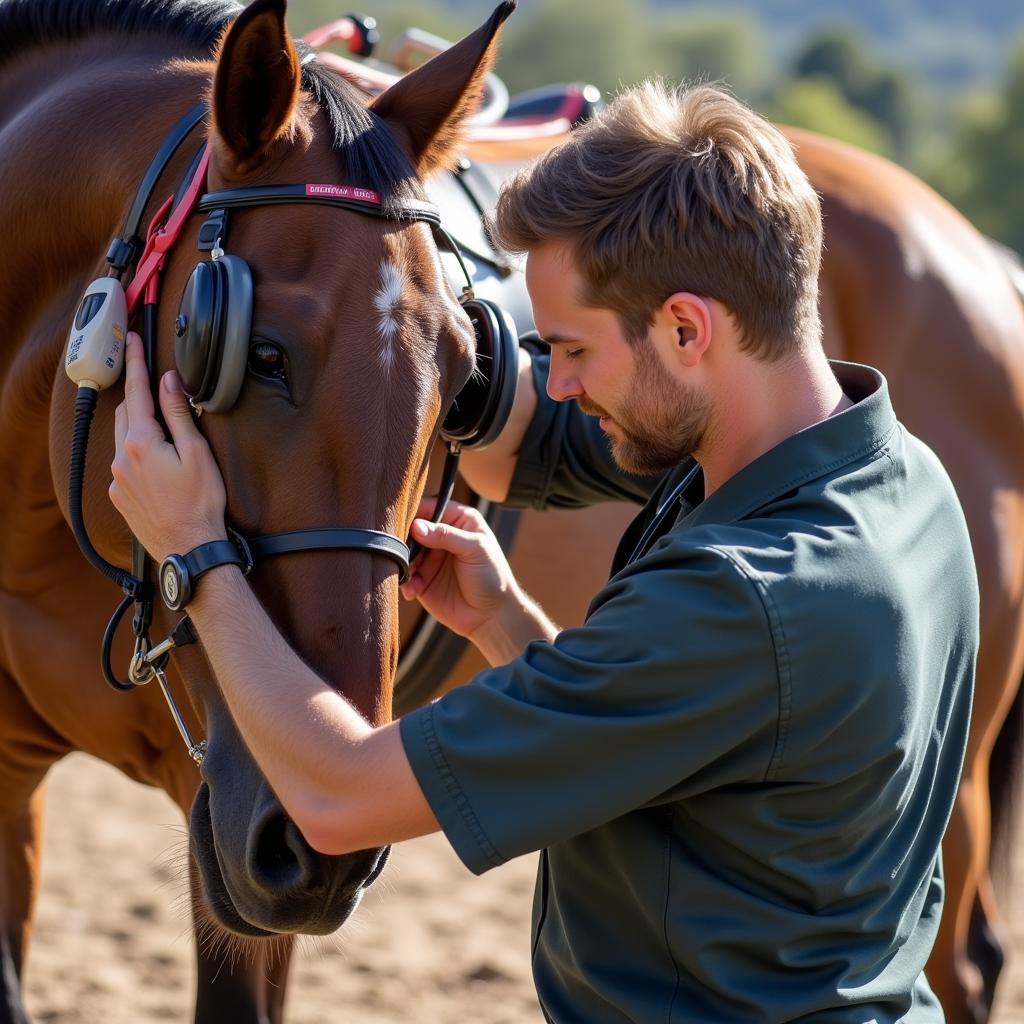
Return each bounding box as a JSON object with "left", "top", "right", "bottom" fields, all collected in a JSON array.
[
  {"left": 175, "top": 260, "right": 221, "bottom": 403},
  {"left": 441, "top": 298, "right": 519, "bottom": 450},
  {"left": 199, "top": 254, "right": 251, "bottom": 414},
  {"left": 174, "top": 256, "right": 251, "bottom": 414}
]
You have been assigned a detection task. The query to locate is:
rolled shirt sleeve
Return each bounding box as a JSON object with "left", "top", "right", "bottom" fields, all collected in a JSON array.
[
  {"left": 504, "top": 337, "right": 664, "bottom": 510},
  {"left": 400, "top": 538, "right": 781, "bottom": 874}
]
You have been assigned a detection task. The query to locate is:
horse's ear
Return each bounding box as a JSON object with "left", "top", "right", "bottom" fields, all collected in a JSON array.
[
  {"left": 211, "top": 0, "right": 301, "bottom": 173},
  {"left": 370, "top": 2, "right": 516, "bottom": 176}
]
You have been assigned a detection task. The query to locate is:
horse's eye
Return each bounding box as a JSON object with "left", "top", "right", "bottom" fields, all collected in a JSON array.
[{"left": 248, "top": 341, "right": 287, "bottom": 383}]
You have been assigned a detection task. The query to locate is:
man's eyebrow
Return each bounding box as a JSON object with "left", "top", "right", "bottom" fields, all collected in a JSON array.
[{"left": 539, "top": 333, "right": 583, "bottom": 346}]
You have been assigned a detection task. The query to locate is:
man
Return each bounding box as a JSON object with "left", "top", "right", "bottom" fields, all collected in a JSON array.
[{"left": 110, "top": 82, "right": 977, "bottom": 1022}]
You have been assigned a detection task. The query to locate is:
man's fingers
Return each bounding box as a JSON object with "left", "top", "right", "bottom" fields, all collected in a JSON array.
[
  {"left": 122, "top": 332, "right": 158, "bottom": 432},
  {"left": 402, "top": 543, "right": 446, "bottom": 601},
  {"left": 114, "top": 401, "right": 128, "bottom": 452},
  {"left": 410, "top": 519, "right": 484, "bottom": 561},
  {"left": 158, "top": 371, "right": 204, "bottom": 454},
  {"left": 414, "top": 497, "right": 483, "bottom": 532}
]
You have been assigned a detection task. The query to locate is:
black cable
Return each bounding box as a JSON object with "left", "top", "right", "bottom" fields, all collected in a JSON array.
[
  {"left": 408, "top": 445, "right": 462, "bottom": 564},
  {"left": 101, "top": 593, "right": 138, "bottom": 692},
  {"left": 68, "top": 387, "right": 144, "bottom": 596}
]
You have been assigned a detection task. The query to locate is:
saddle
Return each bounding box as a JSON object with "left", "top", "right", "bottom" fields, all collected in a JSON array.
[{"left": 305, "top": 17, "right": 601, "bottom": 162}]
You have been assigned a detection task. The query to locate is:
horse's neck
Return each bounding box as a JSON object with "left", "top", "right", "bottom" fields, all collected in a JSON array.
[
  {"left": 0, "top": 43, "right": 210, "bottom": 374},
  {"left": 0, "top": 43, "right": 209, "bottom": 535}
]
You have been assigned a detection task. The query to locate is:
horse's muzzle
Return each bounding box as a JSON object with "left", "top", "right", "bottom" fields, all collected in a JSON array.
[{"left": 189, "top": 779, "right": 388, "bottom": 936}]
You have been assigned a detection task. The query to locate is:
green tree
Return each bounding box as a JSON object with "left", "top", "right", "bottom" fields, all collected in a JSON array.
[
  {"left": 647, "top": 9, "right": 768, "bottom": 100},
  {"left": 791, "top": 25, "right": 918, "bottom": 159},
  {"left": 767, "top": 76, "right": 889, "bottom": 155},
  {"left": 931, "top": 34, "right": 1024, "bottom": 253},
  {"left": 496, "top": 0, "right": 650, "bottom": 96},
  {"left": 794, "top": 25, "right": 872, "bottom": 100},
  {"left": 286, "top": 2, "right": 471, "bottom": 60}
]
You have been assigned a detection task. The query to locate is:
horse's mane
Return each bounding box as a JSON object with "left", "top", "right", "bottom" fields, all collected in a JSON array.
[
  {"left": 0, "top": 0, "right": 417, "bottom": 206},
  {"left": 0, "top": 0, "right": 242, "bottom": 61}
]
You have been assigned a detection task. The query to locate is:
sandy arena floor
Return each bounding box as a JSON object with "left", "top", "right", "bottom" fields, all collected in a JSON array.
[{"left": 20, "top": 752, "right": 1024, "bottom": 1022}]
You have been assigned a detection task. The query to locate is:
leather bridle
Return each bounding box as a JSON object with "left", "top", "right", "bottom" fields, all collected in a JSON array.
[{"left": 70, "top": 102, "right": 472, "bottom": 764}]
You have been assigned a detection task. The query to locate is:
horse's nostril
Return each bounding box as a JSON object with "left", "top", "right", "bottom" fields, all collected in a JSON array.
[{"left": 249, "top": 812, "right": 318, "bottom": 893}]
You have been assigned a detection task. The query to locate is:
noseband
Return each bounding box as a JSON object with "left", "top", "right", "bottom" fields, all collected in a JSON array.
[{"left": 69, "top": 103, "right": 474, "bottom": 764}]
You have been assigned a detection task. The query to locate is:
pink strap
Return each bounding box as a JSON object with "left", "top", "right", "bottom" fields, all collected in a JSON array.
[{"left": 126, "top": 145, "right": 212, "bottom": 314}]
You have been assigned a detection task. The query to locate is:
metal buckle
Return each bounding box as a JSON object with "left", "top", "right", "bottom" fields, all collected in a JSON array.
[{"left": 228, "top": 527, "right": 255, "bottom": 575}]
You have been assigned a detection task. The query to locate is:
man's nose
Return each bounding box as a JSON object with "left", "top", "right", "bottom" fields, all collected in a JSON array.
[{"left": 546, "top": 362, "right": 583, "bottom": 403}]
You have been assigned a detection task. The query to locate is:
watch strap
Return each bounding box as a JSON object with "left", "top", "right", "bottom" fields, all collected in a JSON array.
[{"left": 183, "top": 539, "right": 248, "bottom": 582}]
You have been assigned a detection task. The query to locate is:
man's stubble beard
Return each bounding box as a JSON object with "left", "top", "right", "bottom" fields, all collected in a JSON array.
[{"left": 580, "top": 341, "right": 710, "bottom": 476}]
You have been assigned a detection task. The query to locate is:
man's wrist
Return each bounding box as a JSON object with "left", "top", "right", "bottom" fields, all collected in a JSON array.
[
  {"left": 158, "top": 533, "right": 240, "bottom": 612},
  {"left": 185, "top": 560, "right": 247, "bottom": 621},
  {"left": 469, "top": 584, "right": 558, "bottom": 665}
]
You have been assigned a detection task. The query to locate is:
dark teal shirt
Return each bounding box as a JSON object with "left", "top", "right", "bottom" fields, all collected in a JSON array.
[{"left": 400, "top": 361, "right": 977, "bottom": 1023}]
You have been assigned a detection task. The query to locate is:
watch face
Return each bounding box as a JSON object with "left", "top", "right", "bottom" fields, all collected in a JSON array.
[
  {"left": 161, "top": 563, "right": 179, "bottom": 606},
  {"left": 160, "top": 557, "right": 187, "bottom": 610}
]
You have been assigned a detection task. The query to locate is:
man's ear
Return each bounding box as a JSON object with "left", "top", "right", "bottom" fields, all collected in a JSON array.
[
  {"left": 211, "top": 0, "right": 301, "bottom": 175},
  {"left": 662, "top": 293, "right": 712, "bottom": 367},
  {"left": 370, "top": 3, "right": 515, "bottom": 176}
]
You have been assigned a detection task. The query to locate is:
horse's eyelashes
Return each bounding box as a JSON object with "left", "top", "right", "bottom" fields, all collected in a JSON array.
[{"left": 248, "top": 341, "right": 288, "bottom": 385}]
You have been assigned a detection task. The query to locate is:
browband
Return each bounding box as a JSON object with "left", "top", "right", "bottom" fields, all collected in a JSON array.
[
  {"left": 197, "top": 182, "right": 475, "bottom": 293},
  {"left": 197, "top": 185, "right": 442, "bottom": 226}
]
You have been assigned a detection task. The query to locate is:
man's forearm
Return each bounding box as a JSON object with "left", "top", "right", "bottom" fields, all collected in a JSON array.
[
  {"left": 470, "top": 584, "right": 559, "bottom": 665},
  {"left": 186, "top": 568, "right": 437, "bottom": 853},
  {"left": 458, "top": 346, "right": 537, "bottom": 502}
]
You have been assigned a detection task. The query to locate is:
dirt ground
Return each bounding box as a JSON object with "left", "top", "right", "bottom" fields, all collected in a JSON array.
[{"left": 21, "top": 752, "right": 1024, "bottom": 1022}]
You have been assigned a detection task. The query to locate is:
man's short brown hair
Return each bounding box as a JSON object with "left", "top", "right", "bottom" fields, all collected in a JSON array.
[{"left": 491, "top": 81, "right": 823, "bottom": 359}]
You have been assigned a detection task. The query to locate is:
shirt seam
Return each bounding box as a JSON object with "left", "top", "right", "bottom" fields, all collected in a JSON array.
[
  {"left": 418, "top": 705, "right": 507, "bottom": 869},
  {"left": 714, "top": 422, "right": 898, "bottom": 527},
  {"left": 705, "top": 545, "right": 791, "bottom": 783},
  {"left": 662, "top": 805, "right": 683, "bottom": 1023}
]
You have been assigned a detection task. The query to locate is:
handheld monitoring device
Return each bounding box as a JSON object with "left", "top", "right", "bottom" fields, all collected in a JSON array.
[
  {"left": 65, "top": 277, "right": 128, "bottom": 391},
  {"left": 63, "top": 273, "right": 141, "bottom": 612}
]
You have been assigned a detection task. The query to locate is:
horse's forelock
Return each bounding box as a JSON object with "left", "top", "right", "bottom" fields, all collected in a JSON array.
[{"left": 296, "top": 55, "right": 419, "bottom": 212}]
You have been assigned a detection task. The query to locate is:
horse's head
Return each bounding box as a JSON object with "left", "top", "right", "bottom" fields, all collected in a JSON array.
[{"left": 153, "top": 0, "right": 514, "bottom": 937}]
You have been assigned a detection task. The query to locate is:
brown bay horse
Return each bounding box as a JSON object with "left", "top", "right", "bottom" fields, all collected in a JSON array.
[
  {"left": 0, "top": 0, "right": 520, "bottom": 1020},
  {"left": 0, "top": 2, "right": 1023, "bottom": 1024}
]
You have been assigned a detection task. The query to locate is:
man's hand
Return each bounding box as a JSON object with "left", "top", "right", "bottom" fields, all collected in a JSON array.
[
  {"left": 400, "top": 498, "right": 521, "bottom": 641},
  {"left": 109, "top": 332, "right": 228, "bottom": 560},
  {"left": 401, "top": 497, "right": 560, "bottom": 664}
]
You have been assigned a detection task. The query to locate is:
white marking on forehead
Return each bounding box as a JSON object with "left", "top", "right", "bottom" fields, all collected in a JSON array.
[{"left": 373, "top": 259, "right": 405, "bottom": 370}]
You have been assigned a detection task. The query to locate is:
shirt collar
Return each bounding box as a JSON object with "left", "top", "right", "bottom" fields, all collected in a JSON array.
[{"left": 680, "top": 361, "right": 897, "bottom": 529}]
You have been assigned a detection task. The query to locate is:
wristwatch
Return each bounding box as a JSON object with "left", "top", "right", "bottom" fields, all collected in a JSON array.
[{"left": 158, "top": 538, "right": 250, "bottom": 611}]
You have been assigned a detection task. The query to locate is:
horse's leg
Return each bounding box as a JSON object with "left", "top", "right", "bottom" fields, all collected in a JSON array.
[
  {"left": 928, "top": 625, "right": 1024, "bottom": 1023},
  {"left": 931, "top": 775, "right": 989, "bottom": 1022},
  {"left": 194, "top": 938, "right": 294, "bottom": 1024},
  {"left": 0, "top": 671, "right": 68, "bottom": 1024},
  {"left": 0, "top": 791, "right": 41, "bottom": 1024},
  {"left": 973, "top": 674, "right": 1024, "bottom": 1008},
  {"left": 190, "top": 857, "right": 294, "bottom": 1024}
]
